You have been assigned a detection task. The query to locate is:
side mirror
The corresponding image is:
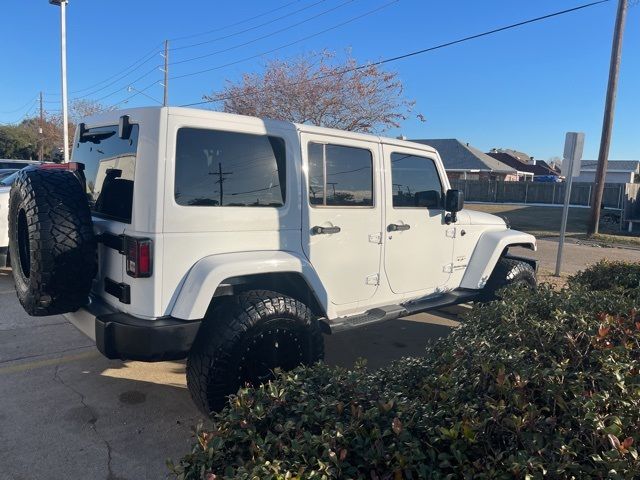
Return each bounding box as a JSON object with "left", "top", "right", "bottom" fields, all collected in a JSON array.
[
  {"left": 445, "top": 189, "right": 464, "bottom": 224},
  {"left": 446, "top": 189, "right": 464, "bottom": 212}
]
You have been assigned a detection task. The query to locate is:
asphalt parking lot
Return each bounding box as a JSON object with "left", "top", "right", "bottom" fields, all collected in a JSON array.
[{"left": 1, "top": 239, "right": 638, "bottom": 480}]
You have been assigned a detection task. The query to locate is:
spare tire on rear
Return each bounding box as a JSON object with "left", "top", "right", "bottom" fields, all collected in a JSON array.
[{"left": 8, "top": 167, "right": 97, "bottom": 316}]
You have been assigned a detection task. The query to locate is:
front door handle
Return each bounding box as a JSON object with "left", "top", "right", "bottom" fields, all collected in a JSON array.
[
  {"left": 312, "top": 225, "right": 341, "bottom": 235},
  {"left": 387, "top": 223, "right": 410, "bottom": 232}
]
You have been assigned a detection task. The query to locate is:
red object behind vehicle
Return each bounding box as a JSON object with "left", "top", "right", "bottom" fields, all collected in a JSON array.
[{"left": 38, "top": 162, "right": 85, "bottom": 171}]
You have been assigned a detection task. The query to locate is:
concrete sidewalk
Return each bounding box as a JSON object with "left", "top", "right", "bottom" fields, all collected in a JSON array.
[{"left": 515, "top": 237, "right": 640, "bottom": 276}]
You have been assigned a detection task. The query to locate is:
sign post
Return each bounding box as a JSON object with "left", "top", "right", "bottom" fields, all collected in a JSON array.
[{"left": 555, "top": 132, "right": 585, "bottom": 277}]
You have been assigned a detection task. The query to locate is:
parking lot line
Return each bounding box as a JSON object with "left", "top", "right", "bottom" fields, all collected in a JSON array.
[{"left": 0, "top": 350, "right": 100, "bottom": 375}]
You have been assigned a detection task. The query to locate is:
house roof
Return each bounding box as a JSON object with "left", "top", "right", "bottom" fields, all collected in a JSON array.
[
  {"left": 489, "top": 148, "right": 533, "bottom": 164},
  {"left": 412, "top": 139, "right": 517, "bottom": 173},
  {"left": 580, "top": 160, "right": 640, "bottom": 173},
  {"left": 486, "top": 152, "right": 559, "bottom": 176}
]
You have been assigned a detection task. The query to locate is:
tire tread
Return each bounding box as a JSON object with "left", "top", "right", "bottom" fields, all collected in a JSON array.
[
  {"left": 186, "top": 290, "right": 324, "bottom": 415},
  {"left": 8, "top": 168, "right": 97, "bottom": 316}
]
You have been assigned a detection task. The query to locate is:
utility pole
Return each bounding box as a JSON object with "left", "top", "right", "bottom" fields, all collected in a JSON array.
[
  {"left": 39, "top": 92, "right": 44, "bottom": 162},
  {"left": 213, "top": 162, "right": 233, "bottom": 206},
  {"left": 163, "top": 40, "right": 169, "bottom": 106},
  {"left": 327, "top": 182, "right": 338, "bottom": 198},
  {"left": 588, "top": 0, "right": 628, "bottom": 235}
]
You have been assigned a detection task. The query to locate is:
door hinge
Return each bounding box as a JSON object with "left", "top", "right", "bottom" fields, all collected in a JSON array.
[
  {"left": 368, "top": 232, "right": 382, "bottom": 244},
  {"left": 366, "top": 273, "right": 380, "bottom": 285},
  {"left": 443, "top": 263, "right": 454, "bottom": 273}
]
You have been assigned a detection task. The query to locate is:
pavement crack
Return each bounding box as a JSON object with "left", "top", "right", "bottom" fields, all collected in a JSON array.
[
  {"left": 53, "top": 365, "right": 123, "bottom": 480},
  {"left": 0, "top": 344, "right": 94, "bottom": 365}
]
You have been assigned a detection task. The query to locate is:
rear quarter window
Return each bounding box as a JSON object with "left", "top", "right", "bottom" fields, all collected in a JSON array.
[
  {"left": 71, "top": 125, "right": 139, "bottom": 223},
  {"left": 174, "top": 127, "right": 286, "bottom": 208}
]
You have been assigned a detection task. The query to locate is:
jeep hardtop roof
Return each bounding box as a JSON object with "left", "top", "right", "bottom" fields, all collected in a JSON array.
[{"left": 81, "top": 106, "right": 438, "bottom": 155}]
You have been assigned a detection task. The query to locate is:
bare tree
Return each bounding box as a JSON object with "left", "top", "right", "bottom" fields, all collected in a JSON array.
[
  {"left": 0, "top": 99, "right": 112, "bottom": 161},
  {"left": 204, "top": 51, "right": 420, "bottom": 134},
  {"left": 68, "top": 98, "right": 113, "bottom": 124},
  {"left": 47, "top": 99, "right": 113, "bottom": 159}
]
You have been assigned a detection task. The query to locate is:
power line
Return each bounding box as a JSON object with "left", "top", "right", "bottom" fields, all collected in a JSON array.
[
  {"left": 91, "top": 64, "right": 160, "bottom": 104},
  {"left": 109, "top": 80, "right": 160, "bottom": 109},
  {"left": 0, "top": 98, "right": 39, "bottom": 124},
  {"left": 70, "top": 43, "right": 164, "bottom": 96},
  {"left": 44, "top": 43, "right": 164, "bottom": 98},
  {"left": 71, "top": 53, "right": 162, "bottom": 102},
  {"left": 41, "top": 1, "right": 306, "bottom": 101},
  {"left": 180, "top": 0, "right": 610, "bottom": 106},
  {"left": 172, "top": 0, "right": 399, "bottom": 81},
  {"left": 38, "top": 1, "right": 341, "bottom": 104},
  {"left": 169, "top": 0, "right": 303, "bottom": 42},
  {"left": 0, "top": 95, "right": 38, "bottom": 114},
  {"left": 170, "top": 0, "right": 329, "bottom": 52},
  {"left": 171, "top": 0, "right": 355, "bottom": 66}
]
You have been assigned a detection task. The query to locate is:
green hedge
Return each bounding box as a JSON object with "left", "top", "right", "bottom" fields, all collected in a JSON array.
[
  {"left": 568, "top": 260, "right": 640, "bottom": 292},
  {"left": 171, "top": 264, "right": 640, "bottom": 479}
]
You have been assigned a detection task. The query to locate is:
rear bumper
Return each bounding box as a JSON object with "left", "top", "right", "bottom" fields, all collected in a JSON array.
[{"left": 63, "top": 297, "right": 202, "bottom": 362}]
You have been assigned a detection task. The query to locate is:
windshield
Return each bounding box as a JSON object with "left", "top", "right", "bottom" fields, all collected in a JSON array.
[{"left": 0, "top": 171, "right": 18, "bottom": 187}]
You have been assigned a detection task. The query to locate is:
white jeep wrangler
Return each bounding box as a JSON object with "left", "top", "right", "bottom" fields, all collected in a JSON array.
[{"left": 8, "top": 107, "right": 536, "bottom": 414}]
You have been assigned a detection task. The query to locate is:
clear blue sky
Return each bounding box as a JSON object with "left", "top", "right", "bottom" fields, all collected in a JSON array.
[{"left": 1, "top": 0, "right": 638, "bottom": 160}]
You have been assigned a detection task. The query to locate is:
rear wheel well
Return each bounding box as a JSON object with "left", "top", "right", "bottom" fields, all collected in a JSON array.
[{"left": 206, "top": 272, "right": 328, "bottom": 328}]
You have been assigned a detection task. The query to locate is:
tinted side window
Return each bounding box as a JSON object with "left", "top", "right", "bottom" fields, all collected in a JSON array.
[
  {"left": 175, "top": 128, "right": 286, "bottom": 207},
  {"left": 390, "top": 153, "right": 443, "bottom": 208},
  {"left": 71, "top": 124, "right": 139, "bottom": 223},
  {"left": 307, "top": 143, "right": 373, "bottom": 207}
]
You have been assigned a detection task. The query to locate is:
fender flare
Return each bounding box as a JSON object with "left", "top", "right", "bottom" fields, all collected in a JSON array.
[
  {"left": 460, "top": 229, "right": 536, "bottom": 290},
  {"left": 170, "top": 250, "right": 329, "bottom": 320}
]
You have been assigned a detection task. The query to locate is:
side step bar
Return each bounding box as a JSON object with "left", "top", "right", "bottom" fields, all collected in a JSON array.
[{"left": 329, "top": 289, "right": 478, "bottom": 333}]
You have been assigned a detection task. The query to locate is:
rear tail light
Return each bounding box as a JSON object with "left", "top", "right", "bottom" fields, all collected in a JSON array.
[{"left": 125, "top": 237, "right": 152, "bottom": 278}]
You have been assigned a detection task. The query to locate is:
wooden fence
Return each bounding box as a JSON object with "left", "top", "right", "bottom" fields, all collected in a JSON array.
[
  {"left": 624, "top": 183, "right": 640, "bottom": 224},
  {"left": 450, "top": 180, "right": 629, "bottom": 210}
]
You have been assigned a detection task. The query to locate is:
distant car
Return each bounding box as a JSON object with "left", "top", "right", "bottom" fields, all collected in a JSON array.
[
  {"left": 0, "top": 159, "right": 40, "bottom": 170},
  {"left": 0, "top": 169, "right": 18, "bottom": 182},
  {"left": 533, "top": 175, "right": 563, "bottom": 183},
  {"left": 1, "top": 171, "right": 19, "bottom": 188}
]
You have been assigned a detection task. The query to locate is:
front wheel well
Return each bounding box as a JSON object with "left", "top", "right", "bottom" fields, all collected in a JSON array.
[{"left": 505, "top": 242, "right": 535, "bottom": 251}]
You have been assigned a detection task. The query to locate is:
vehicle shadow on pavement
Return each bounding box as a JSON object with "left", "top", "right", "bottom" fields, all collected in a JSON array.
[{"left": 324, "top": 311, "right": 460, "bottom": 370}]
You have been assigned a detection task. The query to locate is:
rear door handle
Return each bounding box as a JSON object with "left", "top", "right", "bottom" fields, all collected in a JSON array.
[
  {"left": 312, "top": 225, "right": 341, "bottom": 235},
  {"left": 387, "top": 223, "right": 410, "bottom": 232}
]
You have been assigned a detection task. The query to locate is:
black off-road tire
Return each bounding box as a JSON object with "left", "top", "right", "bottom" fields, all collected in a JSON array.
[
  {"left": 8, "top": 168, "right": 97, "bottom": 316},
  {"left": 186, "top": 290, "right": 325, "bottom": 415},
  {"left": 480, "top": 257, "right": 536, "bottom": 302}
]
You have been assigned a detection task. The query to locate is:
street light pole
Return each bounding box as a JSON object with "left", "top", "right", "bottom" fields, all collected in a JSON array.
[{"left": 50, "top": 0, "right": 70, "bottom": 163}]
